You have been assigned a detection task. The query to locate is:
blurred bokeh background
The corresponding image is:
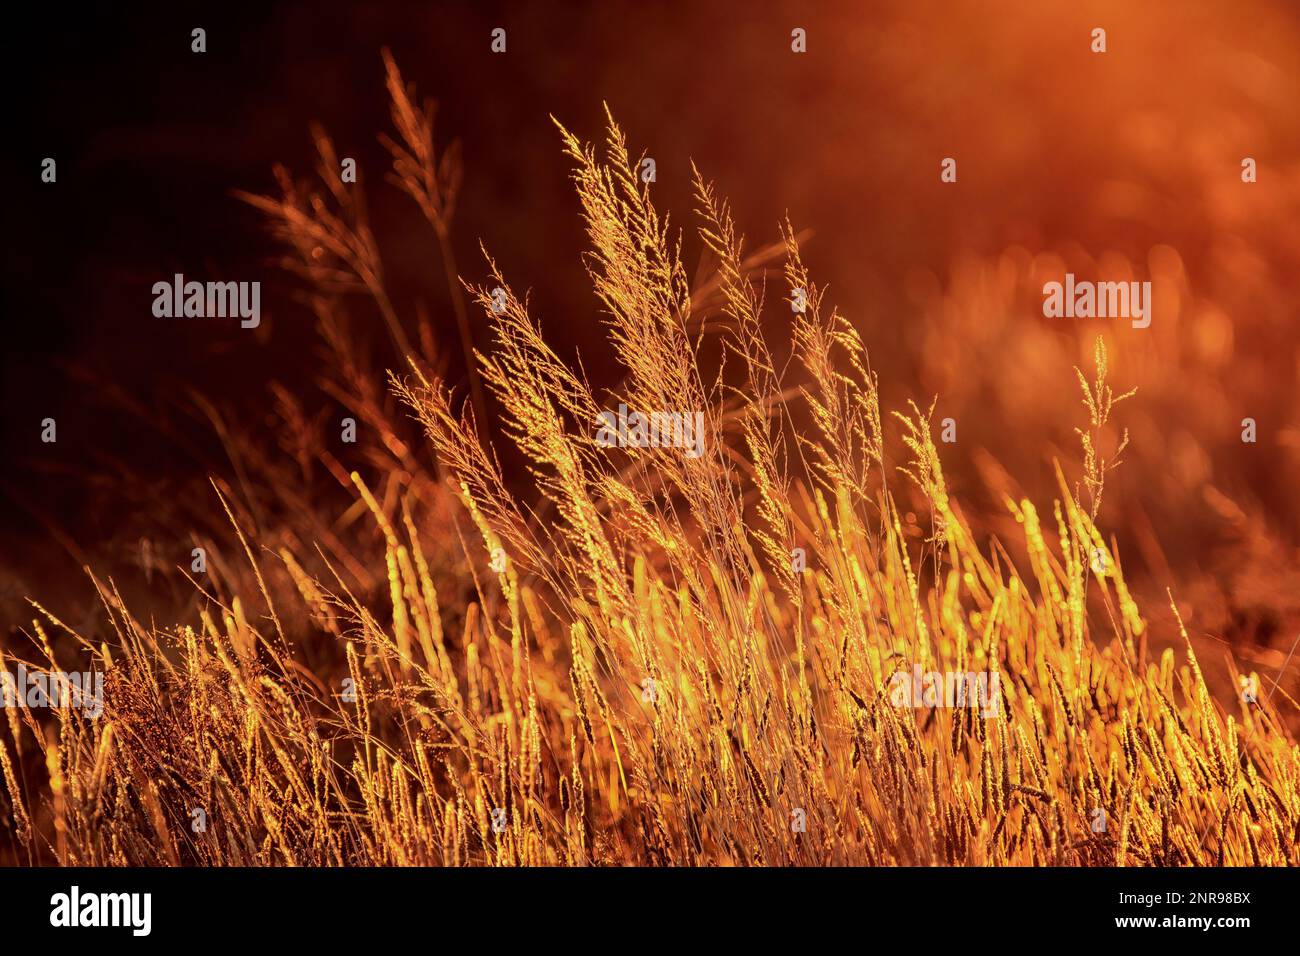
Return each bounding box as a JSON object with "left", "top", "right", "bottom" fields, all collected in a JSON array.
[{"left": 4, "top": 1, "right": 1299, "bottom": 688}]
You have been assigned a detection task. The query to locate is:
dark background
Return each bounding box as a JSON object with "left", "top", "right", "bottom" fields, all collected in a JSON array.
[{"left": 4, "top": 2, "right": 1299, "bottom": 659}]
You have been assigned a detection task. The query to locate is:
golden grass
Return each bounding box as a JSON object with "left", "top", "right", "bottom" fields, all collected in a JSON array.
[{"left": 2, "top": 56, "right": 1296, "bottom": 867}]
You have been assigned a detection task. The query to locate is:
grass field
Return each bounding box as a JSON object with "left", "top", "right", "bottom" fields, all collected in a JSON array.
[{"left": 3, "top": 52, "right": 1297, "bottom": 868}]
